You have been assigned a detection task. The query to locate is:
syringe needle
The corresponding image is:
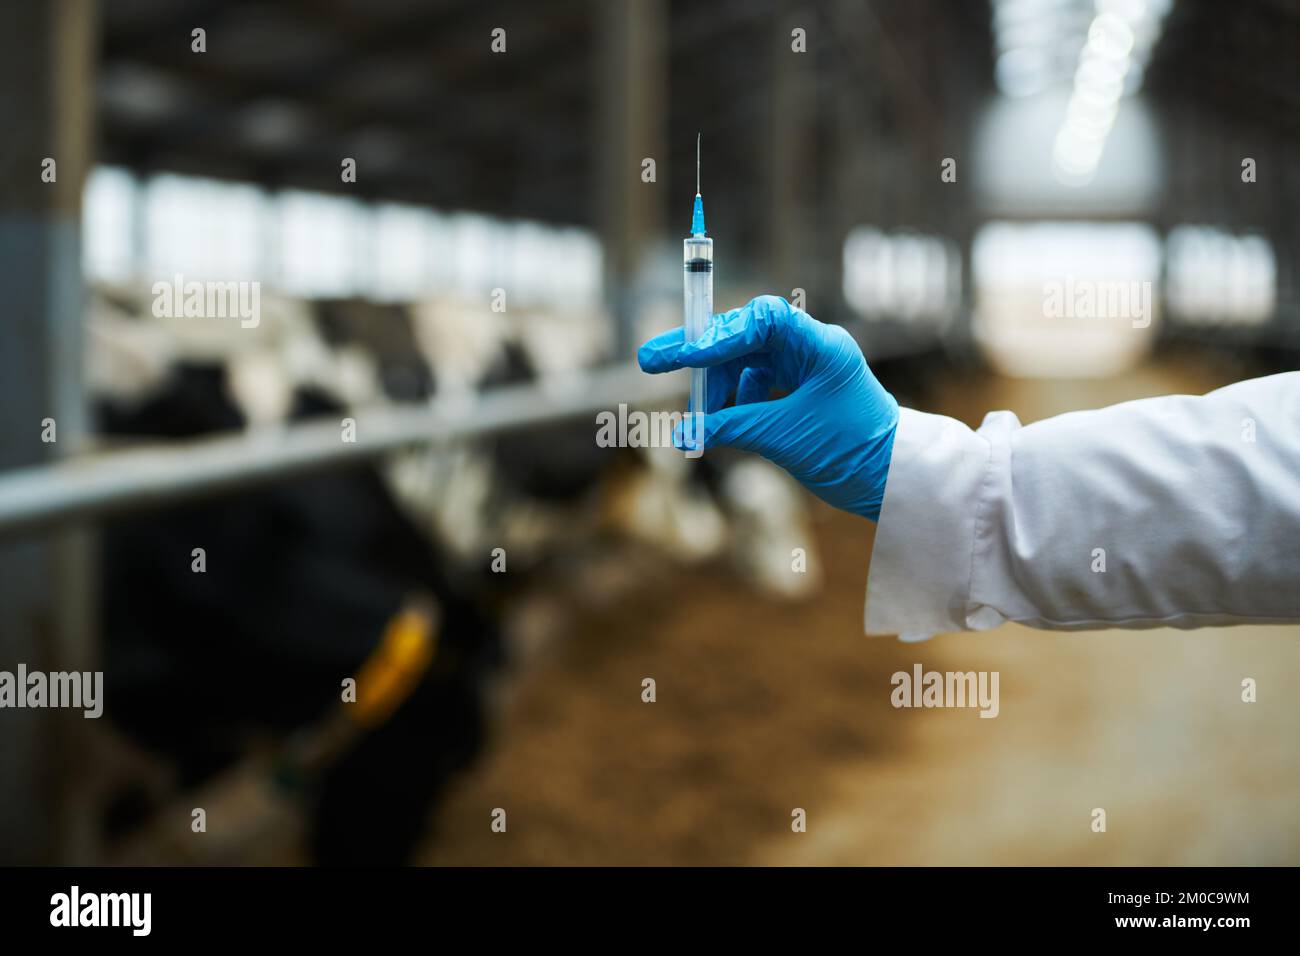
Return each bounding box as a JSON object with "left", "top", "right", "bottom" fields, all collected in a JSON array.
[{"left": 696, "top": 132, "right": 701, "bottom": 195}]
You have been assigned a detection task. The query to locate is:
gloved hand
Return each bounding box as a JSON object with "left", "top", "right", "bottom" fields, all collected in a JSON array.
[{"left": 637, "top": 295, "right": 899, "bottom": 520}]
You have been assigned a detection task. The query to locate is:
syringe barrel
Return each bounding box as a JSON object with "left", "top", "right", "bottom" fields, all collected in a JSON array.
[{"left": 682, "top": 236, "right": 713, "bottom": 454}]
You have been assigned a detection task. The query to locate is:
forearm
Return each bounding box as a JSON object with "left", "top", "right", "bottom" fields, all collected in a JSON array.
[{"left": 866, "top": 373, "right": 1300, "bottom": 641}]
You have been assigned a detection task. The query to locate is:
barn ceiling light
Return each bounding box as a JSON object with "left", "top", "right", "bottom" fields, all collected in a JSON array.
[{"left": 1050, "top": 0, "right": 1173, "bottom": 186}]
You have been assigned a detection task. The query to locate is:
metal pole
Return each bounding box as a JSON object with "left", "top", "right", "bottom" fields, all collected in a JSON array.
[
  {"left": 596, "top": 0, "right": 668, "bottom": 360},
  {"left": 0, "top": 0, "right": 97, "bottom": 864}
]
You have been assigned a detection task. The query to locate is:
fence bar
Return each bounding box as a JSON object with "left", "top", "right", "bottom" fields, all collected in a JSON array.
[{"left": 0, "top": 365, "right": 684, "bottom": 539}]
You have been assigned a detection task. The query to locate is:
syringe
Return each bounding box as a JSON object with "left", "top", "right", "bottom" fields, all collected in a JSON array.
[{"left": 682, "top": 132, "right": 712, "bottom": 457}]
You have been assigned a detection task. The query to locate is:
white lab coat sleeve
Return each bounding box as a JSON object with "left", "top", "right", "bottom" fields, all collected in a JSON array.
[{"left": 865, "top": 372, "right": 1300, "bottom": 642}]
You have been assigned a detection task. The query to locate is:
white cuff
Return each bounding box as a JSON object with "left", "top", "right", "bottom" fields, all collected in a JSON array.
[{"left": 864, "top": 408, "right": 1012, "bottom": 642}]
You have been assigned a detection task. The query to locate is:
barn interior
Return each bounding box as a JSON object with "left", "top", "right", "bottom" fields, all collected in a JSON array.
[{"left": 1, "top": 0, "right": 1298, "bottom": 865}]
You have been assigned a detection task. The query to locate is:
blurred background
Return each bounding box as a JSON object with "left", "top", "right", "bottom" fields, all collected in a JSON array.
[{"left": 1, "top": 0, "right": 1298, "bottom": 865}]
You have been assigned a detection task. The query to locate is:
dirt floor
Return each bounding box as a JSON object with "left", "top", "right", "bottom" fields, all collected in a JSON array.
[{"left": 422, "top": 352, "right": 1300, "bottom": 865}]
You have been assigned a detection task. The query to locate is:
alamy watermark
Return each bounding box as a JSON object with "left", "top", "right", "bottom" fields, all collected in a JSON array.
[
  {"left": 50, "top": 886, "right": 150, "bottom": 936},
  {"left": 152, "top": 274, "right": 260, "bottom": 328},
  {"left": 596, "top": 404, "right": 705, "bottom": 459},
  {"left": 1043, "top": 277, "right": 1152, "bottom": 328},
  {"left": 891, "top": 664, "right": 999, "bottom": 718},
  {"left": 0, "top": 664, "right": 103, "bottom": 718}
]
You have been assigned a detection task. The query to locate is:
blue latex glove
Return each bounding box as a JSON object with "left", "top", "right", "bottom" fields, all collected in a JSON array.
[{"left": 637, "top": 295, "right": 899, "bottom": 520}]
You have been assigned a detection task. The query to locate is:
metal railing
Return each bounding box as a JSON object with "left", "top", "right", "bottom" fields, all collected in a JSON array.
[{"left": 0, "top": 364, "right": 684, "bottom": 538}]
